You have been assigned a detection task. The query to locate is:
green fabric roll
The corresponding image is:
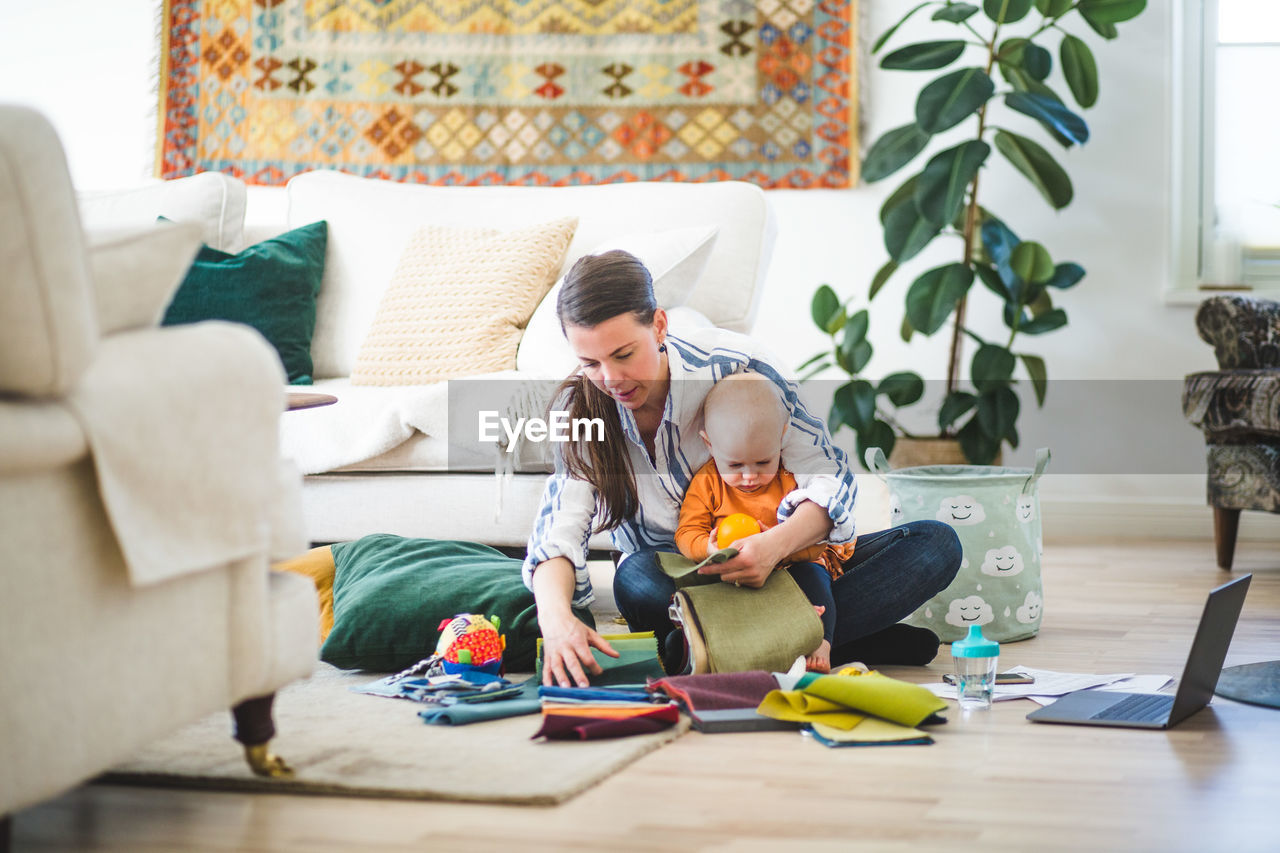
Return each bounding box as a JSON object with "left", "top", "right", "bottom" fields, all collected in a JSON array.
[
  {"left": 675, "top": 570, "right": 823, "bottom": 674},
  {"left": 161, "top": 220, "right": 327, "bottom": 384},
  {"left": 322, "top": 534, "right": 573, "bottom": 672}
]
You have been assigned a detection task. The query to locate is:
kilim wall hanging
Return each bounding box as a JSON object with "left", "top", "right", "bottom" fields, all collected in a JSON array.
[{"left": 157, "top": 0, "right": 858, "bottom": 187}]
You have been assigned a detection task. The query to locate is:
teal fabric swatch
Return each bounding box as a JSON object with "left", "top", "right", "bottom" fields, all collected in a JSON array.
[{"left": 161, "top": 220, "right": 327, "bottom": 384}]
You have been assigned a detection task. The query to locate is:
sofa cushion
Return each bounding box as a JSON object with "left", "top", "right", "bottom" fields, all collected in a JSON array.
[
  {"left": 162, "top": 220, "right": 328, "bottom": 385},
  {"left": 350, "top": 217, "right": 576, "bottom": 385},
  {"left": 286, "top": 170, "right": 775, "bottom": 379},
  {"left": 515, "top": 225, "right": 718, "bottom": 377},
  {"left": 320, "top": 534, "right": 546, "bottom": 671},
  {"left": 78, "top": 172, "right": 247, "bottom": 253},
  {"left": 87, "top": 222, "right": 203, "bottom": 334}
]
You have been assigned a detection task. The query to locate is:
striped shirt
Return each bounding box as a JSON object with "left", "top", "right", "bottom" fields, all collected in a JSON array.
[{"left": 521, "top": 325, "right": 857, "bottom": 608}]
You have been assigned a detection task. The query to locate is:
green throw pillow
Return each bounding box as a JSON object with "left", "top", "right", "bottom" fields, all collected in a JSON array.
[
  {"left": 161, "top": 220, "right": 327, "bottom": 384},
  {"left": 321, "top": 534, "right": 592, "bottom": 672}
]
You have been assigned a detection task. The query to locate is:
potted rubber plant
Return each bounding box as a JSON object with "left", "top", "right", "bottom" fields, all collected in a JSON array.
[{"left": 802, "top": 0, "right": 1146, "bottom": 465}]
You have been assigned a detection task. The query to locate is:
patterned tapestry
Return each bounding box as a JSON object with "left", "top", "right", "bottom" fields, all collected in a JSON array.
[{"left": 157, "top": 0, "right": 857, "bottom": 187}]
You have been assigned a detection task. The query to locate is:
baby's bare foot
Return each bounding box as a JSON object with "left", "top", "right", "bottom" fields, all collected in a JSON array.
[{"left": 806, "top": 640, "right": 832, "bottom": 673}]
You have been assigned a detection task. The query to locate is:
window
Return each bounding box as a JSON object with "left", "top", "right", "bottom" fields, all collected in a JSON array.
[{"left": 1170, "top": 0, "right": 1280, "bottom": 301}]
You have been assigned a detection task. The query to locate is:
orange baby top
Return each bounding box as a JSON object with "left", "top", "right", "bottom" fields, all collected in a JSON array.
[{"left": 675, "top": 460, "right": 854, "bottom": 579}]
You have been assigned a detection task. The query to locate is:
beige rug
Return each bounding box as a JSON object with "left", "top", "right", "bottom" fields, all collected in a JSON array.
[{"left": 98, "top": 663, "right": 688, "bottom": 805}]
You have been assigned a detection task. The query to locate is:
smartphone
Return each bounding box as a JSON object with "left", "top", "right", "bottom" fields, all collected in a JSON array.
[{"left": 943, "top": 672, "right": 1035, "bottom": 685}]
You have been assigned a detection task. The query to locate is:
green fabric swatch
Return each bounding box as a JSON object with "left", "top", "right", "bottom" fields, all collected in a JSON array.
[
  {"left": 161, "top": 220, "right": 327, "bottom": 384},
  {"left": 758, "top": 671, "right": 947, "bottom": 728},
  {"left": 535, "top": 632, "right": 666, "bottom": 687},
  {"left": 419, "top": 679, "right": 542, "bottom": 725}
]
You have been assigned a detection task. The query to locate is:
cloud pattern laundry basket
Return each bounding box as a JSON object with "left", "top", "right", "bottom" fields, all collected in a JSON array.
[{"left": 867, "top": 448, "right": 1051, "bottom": 643}]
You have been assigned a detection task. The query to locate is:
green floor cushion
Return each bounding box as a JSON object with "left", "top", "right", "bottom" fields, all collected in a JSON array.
[{"left": 321, "top": 534, "right": 589, "bottom": 672}]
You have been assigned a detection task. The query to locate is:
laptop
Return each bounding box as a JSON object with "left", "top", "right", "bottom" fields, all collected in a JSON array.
[{"left": 1027, "top": 574, "right": 1251, "bottom": 729}]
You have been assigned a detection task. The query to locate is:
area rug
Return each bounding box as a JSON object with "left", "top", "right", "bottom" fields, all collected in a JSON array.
[
  {"left": 98, "top": 664, "right": 688, "bottom": 805},
  {"left": 157, "top": 0, "right": 858, "bottom": 187},
  {"left": 1215, "top": 661, "right": 1280, "bottom": 710}
]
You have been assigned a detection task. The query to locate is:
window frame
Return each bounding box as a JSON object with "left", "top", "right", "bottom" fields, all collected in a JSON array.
[{"left": 1168, "top": 0, "right": 1280, "bottom": 304}]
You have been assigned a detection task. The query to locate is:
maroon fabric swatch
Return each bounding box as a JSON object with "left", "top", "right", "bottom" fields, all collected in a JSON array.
[
  {"left": 532, "top": 705, "right": 680, "bottom": 741},
  {"left": 649, "top": 671, "right": 780, "bottom": 712}
]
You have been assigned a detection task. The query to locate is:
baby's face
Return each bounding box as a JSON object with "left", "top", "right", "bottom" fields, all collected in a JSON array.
[{"left": 706, "top": 426, "right": 782, "bottom": 494}]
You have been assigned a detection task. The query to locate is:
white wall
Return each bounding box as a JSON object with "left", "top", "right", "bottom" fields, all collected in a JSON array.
[{"left": 3, "top": 0, "right": 1275, "bottom": 543}]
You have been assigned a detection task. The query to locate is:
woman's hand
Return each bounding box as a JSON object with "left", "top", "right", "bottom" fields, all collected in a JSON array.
[
  {"left": 531, "top": 556, "right": 619, "bottom": 687},
  {"left": 698, "top": 530, "right": 786, "bottom": 588},
  {"left": 540, "top": 613, "right": 619, "bottom": 688}
]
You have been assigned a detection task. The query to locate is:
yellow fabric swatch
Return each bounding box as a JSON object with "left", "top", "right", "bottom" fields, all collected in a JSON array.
[
  {"left": 757, "top": 691, "right": 867, "bottom": 730},
  {"left": 811, "top": 719, "right": 930, "bottom": 744}
]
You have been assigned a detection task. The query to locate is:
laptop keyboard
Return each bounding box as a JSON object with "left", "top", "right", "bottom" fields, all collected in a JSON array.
[{"left": 1092, "top": 693, "right": 1174, "bottom": 722}]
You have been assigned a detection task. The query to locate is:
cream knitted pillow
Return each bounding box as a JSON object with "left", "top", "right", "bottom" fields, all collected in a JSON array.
[{"left": 351, "top": 217, "right": 577, "bottom": 385}]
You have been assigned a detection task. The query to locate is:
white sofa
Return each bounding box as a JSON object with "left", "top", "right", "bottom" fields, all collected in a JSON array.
[
  {"left": 1, "top": 107, "right": 318, "bottom": 828},
  {"left": 80, "top": 169, "right": 778, "bottom": 548}
]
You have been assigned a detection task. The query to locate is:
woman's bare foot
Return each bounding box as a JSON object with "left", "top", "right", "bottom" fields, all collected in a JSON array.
[{"left": 806, "top": 639, "right": 832, "bottom": 673}]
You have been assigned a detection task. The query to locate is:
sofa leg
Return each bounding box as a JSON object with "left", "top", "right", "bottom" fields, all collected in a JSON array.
[
  {"left": 2, "top": 813, "right": 11, "bottom": 853},
  {"left": 232, "top": 694, "right": 293, "bottom": 778},
  {"left": 1213, "top": 507, "right": 1241, "bottom": 571}
]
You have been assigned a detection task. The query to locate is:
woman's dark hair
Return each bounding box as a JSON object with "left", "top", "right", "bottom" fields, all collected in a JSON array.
[{"left": 554, "top": 251, "right": 657, "bottom": 531}]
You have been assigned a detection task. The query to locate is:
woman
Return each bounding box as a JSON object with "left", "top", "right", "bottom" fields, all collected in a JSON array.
[{"left": 522, "top": 251, "right": 961, "bottom": 687}]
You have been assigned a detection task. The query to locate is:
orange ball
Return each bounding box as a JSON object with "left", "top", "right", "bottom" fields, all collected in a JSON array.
[{"left": 717, "top": 513, "right": 762, "bottom": 549}]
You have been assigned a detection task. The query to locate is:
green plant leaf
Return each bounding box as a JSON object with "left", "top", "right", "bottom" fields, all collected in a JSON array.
[
  {"left": 840, "top": 310, "right": 872, "bottom": 372},
  {"left": 862, "top": 123, "right": 932, "bottom": 183},
  {"left": 882, "top": 176, "right": 944, "bottom": 262},
  {"left": 974, "top": 262, "right": 1010, "bottom": 299},
  {"left": 883, "top": 40, "right": 969, "bottom": 71},
  {"left": 1005, "top": 92, "right": 1089, "bottom": 146},
  {"left": 900, "top": 314, "right": 915, "bottom": 342},
  {"left": 1010, "top": 241, "right": 1055, "bottom": 284},
  {"left": 1078, "top": 0, "right": 1146, "bottom": 24},
  {"left": 1059, "top": 35, "right": 1099, "bottom": 108},
  {"left": 980, "top": 216, "right": 1023, "bottom": 291},
  {"left": 873, "top": 1, "right": 934, "bottom": 53},
  {"left": 857, "top": 420, "right": 898, "bottom": 470},
  {"left": 915, "top": 67, "right": 995, "bottom": 134},
  {"left": 977, "top": 386, "right": 1020, "bottom": 443},
  {"left": 983, "top": 0, "right": 1033, "bottom": 23},
  {"left": 1000, "top": 38, "right": 1051, "bottom": 80},
  {"left": 810, "top": 284, "right": 844, "bottom": 334},
  {"left": 833, "top": 380, "right": 877, "bottom": 431},
  {"left": 934, "top": 3, "right": 980, "bottom": 22},
  {"left": 939, "top": 390, "right": 978, "bottom": 430},
  {"left": 1079, "top": 9, "right": 1118, "bottom": 39},
  {"left": 915, "top": 140, "right": 990, "bottom": 225},
  {"left": 1019, "top": 352, "right": 1048, "bottom": 405},
  {"left": 869, "top": 259, "right": 899, "bottom": 300},
  {"left": 906, "top": 263, "right": 974, "bottom": 335},
  {"left": 972, "top": 343, "right": 1016, "bottom": 392},
  {"left": 1044, "top": 261, "right": 1085, "bottom": 289},
  {"left": 879, "top": 371, "right": 926, "bottom": 406},
  {"left": 1035, "top": 0, "right": 1073, "bottom": 18},
  {"left": 843, "top": 308, "right": 870, "bottom": 346},
  {"left": 1026, "top": 286, "right": 1052, "bottom": 315},
  {"left": 957, "top": 417, "right": 1001, "bottom": 463},
  {"left": 993, "top": 130, "right": 1073, "bottom": 210},
  {"left": 1019, "top": 306, "right": 1068, "bottom": 334}
]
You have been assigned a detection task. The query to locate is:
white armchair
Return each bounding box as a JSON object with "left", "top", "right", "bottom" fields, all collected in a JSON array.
[{"left": 0, "top": 106, "right": 318, "bottom": 837}]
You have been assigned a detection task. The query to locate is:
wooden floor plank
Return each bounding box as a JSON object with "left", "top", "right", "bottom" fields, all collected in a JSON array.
[{"left": 11, "top": 540, "right": 1280, "bottom": 852}]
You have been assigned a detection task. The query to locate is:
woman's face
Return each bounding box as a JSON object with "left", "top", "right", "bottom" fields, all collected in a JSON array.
[{"left": 564, "top": 309, "right": 668, "bottom": 412}]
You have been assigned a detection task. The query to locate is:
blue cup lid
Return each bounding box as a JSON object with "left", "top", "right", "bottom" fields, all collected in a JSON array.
[{"left": 951, "top": 624, "right": 999, "bottom": 657}]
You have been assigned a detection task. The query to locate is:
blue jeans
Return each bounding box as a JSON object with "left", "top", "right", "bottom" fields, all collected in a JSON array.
[{"left": 613, "top": 520, "right": 960, "bottom": 650}]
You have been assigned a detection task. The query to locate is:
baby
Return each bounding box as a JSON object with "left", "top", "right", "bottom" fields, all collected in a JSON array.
[{"left": 675, "top": 371, "right": 853, "bottom": 672}]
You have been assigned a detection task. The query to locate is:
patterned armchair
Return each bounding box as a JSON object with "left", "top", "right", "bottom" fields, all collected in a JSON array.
[{"left": 1182, "top": 295, "right": 1280, "bottom": 569}]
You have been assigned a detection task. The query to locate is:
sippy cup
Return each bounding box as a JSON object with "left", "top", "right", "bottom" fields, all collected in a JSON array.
[{"left": 951, "top": 624, "right": 999, "bottom": 710}]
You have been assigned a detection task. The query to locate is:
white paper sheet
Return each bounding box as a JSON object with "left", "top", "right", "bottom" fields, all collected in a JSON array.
[{"left": 921, "top": 667, "right": 1164, "bottom": 703}]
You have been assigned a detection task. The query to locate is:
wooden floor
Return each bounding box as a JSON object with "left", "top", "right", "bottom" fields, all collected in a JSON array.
[{"left": 12, "top": 539, "right": 1280, "bottom": 852}]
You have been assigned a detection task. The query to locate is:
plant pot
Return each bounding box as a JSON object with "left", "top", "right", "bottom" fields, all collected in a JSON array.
[{"left": 888, "top": 437, "right": 1002, "bottom": 469}]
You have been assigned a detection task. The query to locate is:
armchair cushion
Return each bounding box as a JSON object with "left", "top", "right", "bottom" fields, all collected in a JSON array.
[
  {"left": 1183, "top": 370, "right": 1280, "bottom": 440},
  {"left": 1195, "top": 295, "right": 1280, "bottom": 369},
  {"left": 161, "top": 220, "right": 328, "bottom": 385},
  {"left": 87, "top": 222, "right": 203, "bottom": 334}
]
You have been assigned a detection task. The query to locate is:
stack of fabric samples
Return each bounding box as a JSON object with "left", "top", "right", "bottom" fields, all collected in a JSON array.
[
  {"left": 532, "top": 685, "right": 680, "bottom": 740},
  {"left": 650, "top": 666, "right": 947, "bottom": 746},
  {"left": 353, "top": 659, "right": 545, "bottom": 725}
]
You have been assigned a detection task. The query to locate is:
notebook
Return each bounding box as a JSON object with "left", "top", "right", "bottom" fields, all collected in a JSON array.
[{"left": 1027, "top": 574, "right": 1251, "bottom": 729}]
